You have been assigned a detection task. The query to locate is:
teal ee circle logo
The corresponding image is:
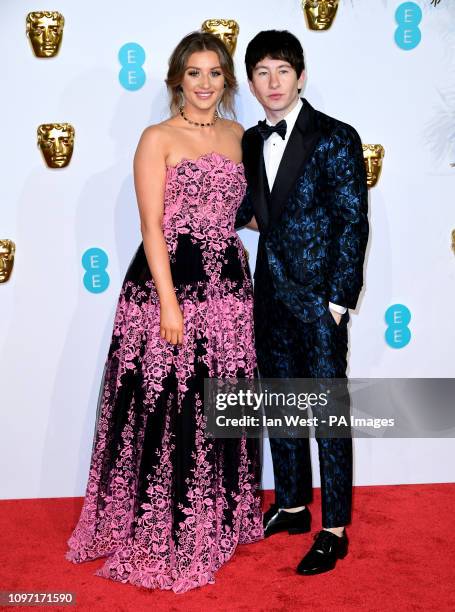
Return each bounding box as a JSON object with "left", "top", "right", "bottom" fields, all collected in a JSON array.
[
  {"left": 385, "top": 304, "right": 411, "bottom": 348},
  {"left": 118, "top": 42, "right": 146, "bottom": 90},
  {"left": 395, "top": 2, "right": 422, "bottom": 51},
  {"left": 82, "top": 248, "right": 110, "bottom": 293}
]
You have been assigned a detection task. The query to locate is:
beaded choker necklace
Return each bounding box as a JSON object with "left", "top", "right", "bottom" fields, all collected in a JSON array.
[{"left": 179, "top": 105, "right": 219, "bottom": 127}]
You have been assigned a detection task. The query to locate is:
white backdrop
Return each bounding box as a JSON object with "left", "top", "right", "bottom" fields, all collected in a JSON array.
[{"left": 1, "top": 0, "right": 454, "bottom": 500}]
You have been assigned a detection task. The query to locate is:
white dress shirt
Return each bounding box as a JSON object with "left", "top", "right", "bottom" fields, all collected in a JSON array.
[{"left": 263, "top": 98, "right": 347, "bottom": 315}]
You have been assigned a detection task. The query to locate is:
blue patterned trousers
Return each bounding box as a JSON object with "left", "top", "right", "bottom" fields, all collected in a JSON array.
[{"left": 254, "top": 281, "right": 352, "bottom": 528}]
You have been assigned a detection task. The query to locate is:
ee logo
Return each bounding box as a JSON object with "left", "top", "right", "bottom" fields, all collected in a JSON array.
[
  {"left": 395, "top": 2, "right": 422, "bottom": 51},
  {"left": 385, "top": 304, "right": 411, "bottom": 349},
  {"left": 82, "top": 248, "right": 110, "bottom": 293},
  {"left": 118, "top": 42, "right": 146, "bottom": 90}
]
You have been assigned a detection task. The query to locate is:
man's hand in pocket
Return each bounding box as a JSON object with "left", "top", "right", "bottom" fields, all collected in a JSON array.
[{"left": 329, "top": 308, "right": 342, "bottom": 325}]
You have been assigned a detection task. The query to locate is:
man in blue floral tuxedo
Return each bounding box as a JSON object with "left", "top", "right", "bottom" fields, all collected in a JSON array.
[{"left": 236, "top": 30, "right": 369, "bottom": 575}]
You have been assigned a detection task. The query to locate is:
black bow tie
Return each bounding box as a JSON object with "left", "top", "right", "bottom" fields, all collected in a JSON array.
[{"left": 257, "top": 119, "right": 287, "bottom": 141}]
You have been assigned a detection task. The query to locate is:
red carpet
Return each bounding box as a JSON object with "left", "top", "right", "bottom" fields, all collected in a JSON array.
[{"left": 1, "top": 485, "right": 455, "bottom": 611}]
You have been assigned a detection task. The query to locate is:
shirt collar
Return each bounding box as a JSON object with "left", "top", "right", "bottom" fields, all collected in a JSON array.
[{"left": 265, "top": 97, "right": 303, "bottom": 139}]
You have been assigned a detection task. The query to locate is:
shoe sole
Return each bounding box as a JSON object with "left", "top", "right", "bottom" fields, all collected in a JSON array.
[
  {"left": 296, "top": 552, "right": 348, "bottom": 575},
  {"left": 264, "top": 525, "right": 311, "bottom": 538},
  {"left": 297, "top": 563, "right": 336, "bottom": 575}
]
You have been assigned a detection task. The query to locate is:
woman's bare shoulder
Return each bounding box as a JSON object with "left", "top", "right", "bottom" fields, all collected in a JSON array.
[
  {"left": 139, "top": 119, "right": 174, "bottom": 140},
  {"left": 220, "top": 118, "right": 244, "bottom": 138},
  {"left": 137, "top": 120, "right": 180, "bottom": 154}
]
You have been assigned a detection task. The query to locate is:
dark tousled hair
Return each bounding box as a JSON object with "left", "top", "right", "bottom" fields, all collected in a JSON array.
[{"left": 245, "top": 30, "right": 305, "bottom": 81}]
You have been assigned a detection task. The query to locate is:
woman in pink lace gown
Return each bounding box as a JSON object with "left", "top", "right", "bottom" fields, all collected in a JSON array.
[{"left": 66, "top": 32, "right": 263, "bottom": 593}]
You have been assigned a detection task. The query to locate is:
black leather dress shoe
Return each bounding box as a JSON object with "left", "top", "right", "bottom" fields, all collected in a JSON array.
[
  {"left": 296, "top": 529, "right": 348, "bottom": 575},
  {"left": 263, "top": 504, "right": 311, "bottom": 538}
]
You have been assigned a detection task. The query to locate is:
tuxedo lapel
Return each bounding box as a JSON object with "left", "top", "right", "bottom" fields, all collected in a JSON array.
[
  {"left": 269, "top": 99, "right": 321, "bottom": 224},
  {"left": 243, "top": 129, "right": 270, "bottom": 231}
]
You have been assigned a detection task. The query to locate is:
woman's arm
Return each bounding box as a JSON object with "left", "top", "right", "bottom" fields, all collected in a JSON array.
[
  {"left": 133, "top": 126, "right": 183, "bottom": 345},
  {"left": 246, "top": 217, "right": 258, "bottom": 231},
  {"left": 230, "top": 121, "right": 259, "bottom": 233}
]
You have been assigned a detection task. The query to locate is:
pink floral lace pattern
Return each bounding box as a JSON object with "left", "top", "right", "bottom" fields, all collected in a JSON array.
[
  {"left": 162, "top": 153, "right": 249, "bottom": 280},
  {"left": 66, "top": 152, "right": 263, "bottom": 593}
]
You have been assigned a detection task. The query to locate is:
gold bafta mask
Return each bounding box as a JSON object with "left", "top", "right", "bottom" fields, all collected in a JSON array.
[
  {"left": 451, "top": 230, "right": 455, "bottom": 255},
  {"left": 302, "top": 0, "right": 339, "bottom": 31},
  {"left": 362, "top": 144, "right": 385, "bottom": 188},
  {"left": 201, "top": 19, "right": 239, "bottom": 55},
  {"left": 26, "top": 11, "right": 65, "bottom": 58},
  {"left": 37, "top": 123, "right": 75, "bottom": 168},
  {"left": 0, "top": 240, "right": 15, "bottom": 283}
]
